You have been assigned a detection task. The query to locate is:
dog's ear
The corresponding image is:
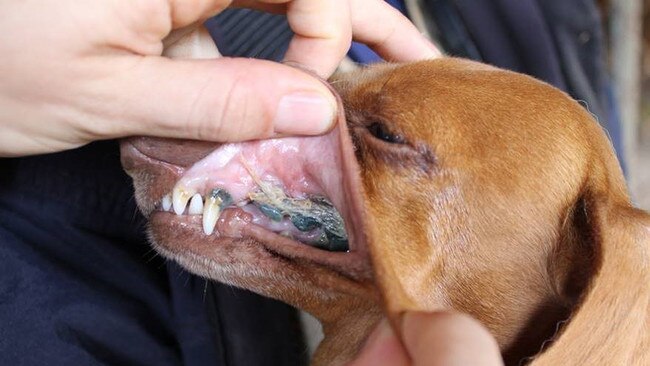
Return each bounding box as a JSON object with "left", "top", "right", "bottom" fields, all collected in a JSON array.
[{"left": 535, "top": 183, "right": 650, "bottom": 365}]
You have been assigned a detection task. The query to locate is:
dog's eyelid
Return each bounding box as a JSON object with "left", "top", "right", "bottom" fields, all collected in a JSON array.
[{"left": 367, "top": 122, "right": 406, "bottom": 144}]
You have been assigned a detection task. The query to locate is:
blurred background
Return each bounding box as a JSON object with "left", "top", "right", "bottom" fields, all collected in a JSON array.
[
  {"left": 633, "top": 0, "right": 650, "bottom": 209},
  {"left": 600, "top": 0, "right": 649, "bottom": 209}
]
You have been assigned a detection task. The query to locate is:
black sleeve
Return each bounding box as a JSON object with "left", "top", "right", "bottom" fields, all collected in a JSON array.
[{"left": 0, "top": 141, "right": 307, "bottom": 366}]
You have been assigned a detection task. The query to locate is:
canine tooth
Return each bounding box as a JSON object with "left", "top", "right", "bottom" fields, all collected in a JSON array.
[
  {"left": 209, "top": 188, "right": 233, "bottom": 207},
  {"left": 188, "top": 194, "right": 203, "bottom": 215},
  {"left": 161, "top": 194, "right": 172, "bottom": 211},
  {"left": 202, "top": 188, "right": 232, "bottom": 235},
  {"left": 202, "top": 196, "right": 221, "bottom": 235},
  {"left": 172, "top": 186, "right": 194, "bottom": 215}
]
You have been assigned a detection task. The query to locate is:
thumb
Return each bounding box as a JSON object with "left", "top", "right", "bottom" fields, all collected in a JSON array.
[
  {"left": 349, "top": 319, "right": 409, "bottom": 366},
  {"left": 402, "top": 311, "right": 504, "bottom": 366},
  {"left": 102, "top": 56, "right": 337, "bottom": 142}
]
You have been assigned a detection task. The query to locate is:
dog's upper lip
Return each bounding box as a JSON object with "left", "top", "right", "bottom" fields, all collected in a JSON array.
[
  {"left": 123, "top": 136, "right": 218, "bottom": 168},
  {"left": 122, "top": 94, "right": 372, "bottom": 273}
]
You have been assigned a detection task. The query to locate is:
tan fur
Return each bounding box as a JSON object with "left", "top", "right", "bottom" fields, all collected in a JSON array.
[
  {"left": 122, "top": 30, "right": 649, "bottom": 365},
  {"left": 334, "top": 60, "right": 649, "bottom": 365}
]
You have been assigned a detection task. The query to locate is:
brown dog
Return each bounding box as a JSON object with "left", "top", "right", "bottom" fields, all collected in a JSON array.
[{"left": 121, "top": 56, "right": 649, "bottom": 365}]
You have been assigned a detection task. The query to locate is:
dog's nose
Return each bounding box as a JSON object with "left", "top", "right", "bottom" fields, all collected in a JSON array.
[{"left": 123, "top": 137, "right": 220, "bottom": 167}]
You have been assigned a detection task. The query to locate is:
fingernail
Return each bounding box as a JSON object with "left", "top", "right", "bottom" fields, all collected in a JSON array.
[{"left": 274, "top": 92, "right": 336, "bottom": 135}]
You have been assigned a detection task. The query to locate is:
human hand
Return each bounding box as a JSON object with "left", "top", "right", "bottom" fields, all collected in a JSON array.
[
  {"left": 350, "top": 312, "right": 504, "bottom": 366},
  {"left": 0, "top": 0, "right": 440, "bottom": 157}
]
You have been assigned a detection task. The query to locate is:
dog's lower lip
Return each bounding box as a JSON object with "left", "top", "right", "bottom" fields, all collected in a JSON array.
[
  {"left": 154, "top": 200, "right": 351, "bottom": 252},
  {"left": 151, "top": 211, "right": 369, "bottom": 276}
]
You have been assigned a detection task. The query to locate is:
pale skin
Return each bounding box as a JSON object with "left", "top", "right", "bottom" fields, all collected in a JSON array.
[
  {"left": 351, "top": 312, "right": 504, "bottom": 366},
  {"left": 0, "top": 0, "right": 502, "bottom": 362},
  {"left": 0, "top": 0, "right": 440, "bottom": 156}
]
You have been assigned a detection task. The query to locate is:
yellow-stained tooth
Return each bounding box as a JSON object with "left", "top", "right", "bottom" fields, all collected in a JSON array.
[
  {"left": 202, "top": 196, "right": 221, "bottom": 235},
  {"left": 172, "top": 185, "right": 194, "bottom": 215}
]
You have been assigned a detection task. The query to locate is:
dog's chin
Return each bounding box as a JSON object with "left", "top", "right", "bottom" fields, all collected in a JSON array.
[{"left": 146, "top": 211, "right": 373, "bottom": 308}]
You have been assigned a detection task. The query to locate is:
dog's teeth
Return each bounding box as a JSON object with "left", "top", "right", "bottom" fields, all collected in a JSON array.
[
  {"left": 209, "top": 188, "right": 233, "bottom": 207},
  {"left": 172, "top": 185, "right": 194, "bottom": 215},
  {"left": 188, "top": 193, "right": 203, "bottom": 215},
  {"left": 202, "top": 196, "right": 221, "bottom": 235},
  {"left": 280, "top": 230, "right": 294, "bottom": 239},
  {"left": 201, "top": 188, "right": 232, "bottom": 235},
  {"left": 161, "top": 194, "right": 172, "bottom": 211}
]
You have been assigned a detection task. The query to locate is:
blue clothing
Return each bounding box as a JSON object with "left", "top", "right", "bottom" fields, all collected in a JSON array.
[{"left": 0, "top": 142, "right": 306, "bottom": 365}]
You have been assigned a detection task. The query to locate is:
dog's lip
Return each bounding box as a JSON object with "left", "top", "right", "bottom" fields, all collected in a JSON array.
[
  {"left": 150, "top": 211, "right": 372, "bottom": 278},
  {"left": 124, "top": 81, "right": 372, "bottom": 278},
  {"left": 124, "top": 127, "right": 372, "bottom": 277},
  {"left": 125, "top": 135, "right": 366, "bottom": 255},
  {"left": 123, "top": 137, "right": 218, "bottom": 168}
]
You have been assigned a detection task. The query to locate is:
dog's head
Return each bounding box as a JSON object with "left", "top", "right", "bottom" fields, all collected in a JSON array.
[{"left": 121, "top": 59, "right": 649, "bottom": 365}]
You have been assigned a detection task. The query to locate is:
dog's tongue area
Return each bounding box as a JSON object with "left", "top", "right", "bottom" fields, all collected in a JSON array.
[{"left": 162, "top": 124, "right": 364, "bottom": 253}]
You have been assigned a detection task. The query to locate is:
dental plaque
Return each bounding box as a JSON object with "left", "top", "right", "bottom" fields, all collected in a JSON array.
[{"left": 157, "top": 140, "right": 349, "bottom": 252}]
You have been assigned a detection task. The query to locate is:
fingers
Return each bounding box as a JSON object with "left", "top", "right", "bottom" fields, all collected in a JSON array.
[
  {"left": 349, "top": 0, "right": 441, "bottom": 62},
  {"left": 235, "top": 0, "right": 440, "bottom": 77},
  {"left": 145, "top": 0, "right": 437, "bottom": 144},
  {"left": 281, "top": 0, "right": 439, "bottom": 77},
  {"left": 402, "top": 312, "right": 504, "bottom": 366},
  {"left": 350, "top": 312, "right": 503, "bottom": 366},
  {"left": 348, "top": 320, "right": 410, "bottom": 366},
  {"left": 99, "top": 56, "right": 336, "bottom": 142},
  {"left": 281, "top": 0, "right": 352, "bottom": 77},
  {"left": 168, "top": 0, "right": 231, "bottom": 28}
]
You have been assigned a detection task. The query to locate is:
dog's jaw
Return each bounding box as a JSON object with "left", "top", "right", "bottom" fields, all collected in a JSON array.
[
  {"left": 120, "top": 89, "right": 386, "bottom": 363},
  {"left": 121, "top": 134, "right": 379, "bottom": 319}
]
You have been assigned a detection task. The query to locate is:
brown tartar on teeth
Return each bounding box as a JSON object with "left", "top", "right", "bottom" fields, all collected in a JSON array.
[
  {"left": 202, "top": 188, "right": 233, "bottom": 235},
  {"left": 158, "top": 185, "right": 349, "bottom": 251}
]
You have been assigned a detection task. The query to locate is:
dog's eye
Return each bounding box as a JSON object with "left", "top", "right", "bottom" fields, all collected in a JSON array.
[{"left": 367, "top": 122, "right": 405, "bottom": 144}]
